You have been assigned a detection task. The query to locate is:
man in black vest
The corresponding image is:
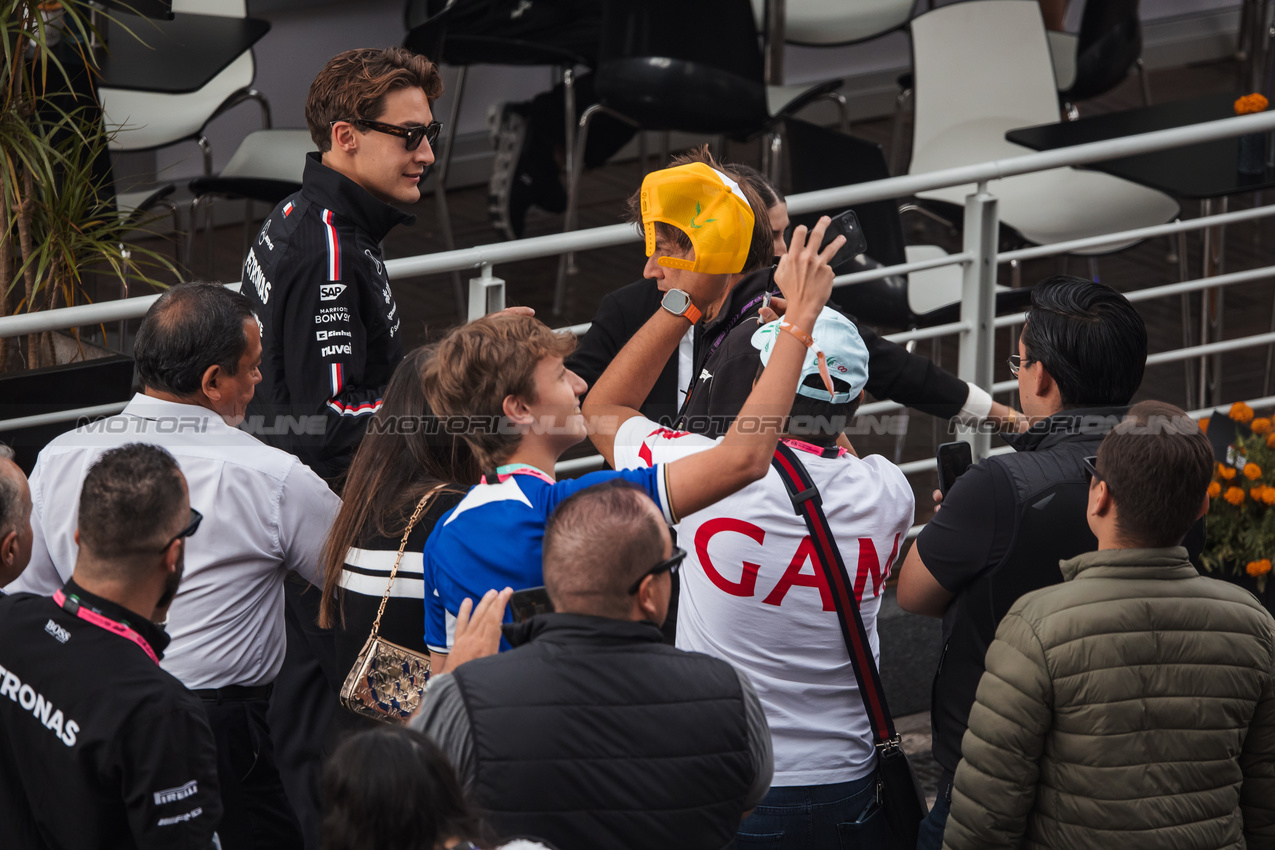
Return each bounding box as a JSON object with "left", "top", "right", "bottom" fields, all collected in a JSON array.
[
  {"left": 413, "top": 481, "right": 773, "bottom": 849},
  {"left": 896, "top": 275, "right": 1157, "bottom": 850}
]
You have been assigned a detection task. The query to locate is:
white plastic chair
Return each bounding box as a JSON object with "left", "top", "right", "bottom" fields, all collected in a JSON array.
[
  {"left": 908, "top": 0, "right": 1177, "bottom": 254},
  {"left": 751, "top": 0, "right": 915, "bottom": 47},
  {"left": 97, "top": 0, "right": 269, "bottom": 177},
  {"left": 187, "top": 129, "right": 315, "bottom": 272}
]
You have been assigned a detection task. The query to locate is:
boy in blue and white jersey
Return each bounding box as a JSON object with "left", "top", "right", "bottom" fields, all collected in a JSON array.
[{"left": 422, "top": 156, "right": 845, "bottom": 668}]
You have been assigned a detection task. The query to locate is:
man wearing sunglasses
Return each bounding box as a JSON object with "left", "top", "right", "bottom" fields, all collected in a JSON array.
[
  {"left": 0, "top": 445, "right": 223, "bottom": 850},
  {"left": 413, "top": 481, "right": 773, "bottom": 850},
  {"left": 944, "top": 401, "right": 1275, "bottom": 850},
  {"left": 13, "top": 283, "right": 342, "bottom": 850},
  {"left": 894, "top": 276, "right": 1198, "bottom": 849},
  {"left": 242, "top": 47, "right": 444, "bottom": 484}
]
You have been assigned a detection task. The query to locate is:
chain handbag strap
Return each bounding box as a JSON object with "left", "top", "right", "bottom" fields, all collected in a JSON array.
[{"left": 367, "top": 482, "right": 449, "bottom": 640}]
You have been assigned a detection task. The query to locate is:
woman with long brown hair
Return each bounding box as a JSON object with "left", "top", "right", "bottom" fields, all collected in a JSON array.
[{"left": 319, "top": 345, "right": 479, "bottom": 699}]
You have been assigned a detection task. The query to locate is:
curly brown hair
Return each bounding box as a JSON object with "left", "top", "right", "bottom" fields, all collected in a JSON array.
[
  {"left": 305, "top": 47, "right": 444, "bottom": 152},
  {"left": 423, "top": 313, "right": 576, "bottom": 469}
]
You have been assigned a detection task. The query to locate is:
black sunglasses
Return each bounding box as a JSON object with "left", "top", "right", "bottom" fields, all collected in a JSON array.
[
  {"left": 162, "top": 508, "right": 203, "bottom": 552},
  {"left": 333, "top": 118, "right": 441, "bottom": 151},
  {"left": 627, "top": 546, "right": 687, "bottom": 595},
  {"left": 1082, "top": 456, "right": 1104, "bottom": 485}
]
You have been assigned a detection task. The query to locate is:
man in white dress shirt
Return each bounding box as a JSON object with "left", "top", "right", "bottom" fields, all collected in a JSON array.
[{"left": 9, "top": 282, "right": 341, "bottom": 850}]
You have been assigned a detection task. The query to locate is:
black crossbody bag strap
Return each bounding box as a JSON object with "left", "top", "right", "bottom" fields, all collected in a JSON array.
[{"left": 770, "top": 442, "right": 897, "bottom": 743}]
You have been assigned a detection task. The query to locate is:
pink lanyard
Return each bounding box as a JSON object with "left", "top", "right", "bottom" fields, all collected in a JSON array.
[
  {"left": 781, "top": 437, "right": 850, "bottom": 459},
  {"left": 480, "top": 463, "right": 555, "bottom": 485},
  {"left": 53, "top": 589, "right": 160, "bottom": 666}
]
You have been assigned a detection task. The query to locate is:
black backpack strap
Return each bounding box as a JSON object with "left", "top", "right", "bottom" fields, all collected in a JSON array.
[{"left": 770, "top": 442, "right": 898, "bottom": 744}]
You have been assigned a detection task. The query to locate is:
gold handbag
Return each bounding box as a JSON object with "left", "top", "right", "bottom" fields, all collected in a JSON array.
[{"left": 339, "top": 484, "right": 446, "bottom": 723}]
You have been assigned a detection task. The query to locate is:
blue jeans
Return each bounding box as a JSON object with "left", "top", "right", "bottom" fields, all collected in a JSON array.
[
  {"left": 914, "top": 786, "right": 952, "bottom": 850},
  {"left": 736, "top": 772, "right": 885, "bottom": 849}
]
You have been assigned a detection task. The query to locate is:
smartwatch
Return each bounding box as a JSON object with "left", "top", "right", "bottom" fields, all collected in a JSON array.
[{"left": 660, "top": 289, "right": 702, "bottom": 325}]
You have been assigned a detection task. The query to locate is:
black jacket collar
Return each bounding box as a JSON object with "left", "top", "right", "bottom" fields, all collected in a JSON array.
[
  {"left": 1006, "top": 405, "right": 1130, "bottom": 453},
  {"left": 700, "top": 266, "right": 773, "bottom": 339},
  {"left": 505, "top": 612, "right": 665, "bottom": 649},
  {"left": 299, "top": 152, "right": 415, "bottom": 242},
  {"left": 61, "top": 578, "right": 171, "bottom": 658}
]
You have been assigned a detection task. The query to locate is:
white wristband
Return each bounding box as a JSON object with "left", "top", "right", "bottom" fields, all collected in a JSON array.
[{"left": 957, "top": 383, "right": 994, "bottom": 424}]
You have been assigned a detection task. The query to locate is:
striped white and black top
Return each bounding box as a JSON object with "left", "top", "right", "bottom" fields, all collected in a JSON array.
[{"left": 333, "top": 491, "right": 464, "bottom": 677}]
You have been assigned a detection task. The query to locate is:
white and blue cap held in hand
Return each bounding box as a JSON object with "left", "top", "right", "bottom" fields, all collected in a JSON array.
[{"left": 750, "top": 306, "right": 869, "bottom": 404}]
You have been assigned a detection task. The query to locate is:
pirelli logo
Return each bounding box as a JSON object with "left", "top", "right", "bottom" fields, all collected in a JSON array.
[{"left": 154, "top": 780, "right": 198, "bottom": 806}]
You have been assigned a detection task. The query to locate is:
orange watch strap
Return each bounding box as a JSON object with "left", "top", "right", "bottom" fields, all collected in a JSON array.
[{"left": 683, "top": 302, "right": 702, "bottom": 325}]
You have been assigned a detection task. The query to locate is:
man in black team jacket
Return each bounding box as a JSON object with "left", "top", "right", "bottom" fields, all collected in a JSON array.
[
  {"left": 242, "top": 47, "right": 443, "bottom": 484},
  {"left": 0, "top": 444, "right": 222, "bottom": 850}
]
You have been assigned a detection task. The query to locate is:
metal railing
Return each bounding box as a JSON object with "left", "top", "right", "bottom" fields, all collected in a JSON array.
[{"left": 5, "top": 108, "right": 1275, "bottom": 492}]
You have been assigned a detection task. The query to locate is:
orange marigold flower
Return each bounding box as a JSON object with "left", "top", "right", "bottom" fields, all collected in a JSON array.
[
  {"left": 1269, "top": 433, "right": 1275, "bottom": 449},
  {"left": 1245, "top": 463, "right": 1263, "bottom": 480},
  {"left": 1225, "top": 486, "right": 1247, "bottom": 505},
  {"left": 1230, "top": 402, "right": 1256, "bottom": 423},
  {"left": 1253, "top": 485, "right": 1267, "bottom": 502},
  {"left": 1207, "top": 481, "right": 1222, "bottom": 498},
  {"left": 1221, "top": 465, "right": 1238, "bottom": 480},
  {"left": 1265, "top": 488, "right": 1275, "bottom": 506},
  {"left": 1247, "top": 559, "right": 1273, "bottom": 577},
  {"left": 1231, "top": 401, "right": 1255, "bottom": 423},
  {"left": 1236, "top": 93, "right": 1270, "bottom": 114},
  {"left": 1253, "top": 417, "right": 1273, "bottom": 435}
]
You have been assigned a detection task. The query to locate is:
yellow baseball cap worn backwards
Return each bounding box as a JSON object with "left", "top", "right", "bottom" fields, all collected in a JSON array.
[{"left": 640, "top": 162, "right": 755, "bottom": 275}]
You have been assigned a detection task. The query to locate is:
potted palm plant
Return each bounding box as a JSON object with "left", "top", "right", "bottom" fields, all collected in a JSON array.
[{"left": 1, "top": 1, "right": 175, "bottom": 373}]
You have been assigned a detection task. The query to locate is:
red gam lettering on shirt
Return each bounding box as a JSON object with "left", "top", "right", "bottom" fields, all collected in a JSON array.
[
  {"left": 695, "top": 517, "right": 765, "bottom": 596},
  {"left": 695, "top": 520, "right": 901, "bottom": 608}
]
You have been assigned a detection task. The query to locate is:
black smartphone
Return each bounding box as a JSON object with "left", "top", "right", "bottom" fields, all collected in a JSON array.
[
  {"left": 817, "top": 209, "right": 869, "bottom": 267},
  {"left": 936, "top": 441, "right": 974, "bottom": 497},
  {"left": 509, "top": 586, "right": 554, "bottom": 623}
]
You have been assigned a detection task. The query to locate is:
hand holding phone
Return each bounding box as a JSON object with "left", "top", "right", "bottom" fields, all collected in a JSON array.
[
  {"left": 936, "top": 441, "right": 973, "bottom": 497},
  {"left": 509, "top": 585, "right": 554, "bottom": 623},
  {"left": 817, "top": 209, "right": 869, "bottom": 269}
]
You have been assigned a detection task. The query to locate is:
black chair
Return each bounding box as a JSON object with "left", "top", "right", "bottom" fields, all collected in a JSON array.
[
  {"left": 554, "top": 0, "right": 845, "bottom": 314},
  {"left": 1051, "top": 0, "right": 1149, "bottom": 112}
]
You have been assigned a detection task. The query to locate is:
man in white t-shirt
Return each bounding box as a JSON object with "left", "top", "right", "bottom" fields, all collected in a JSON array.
[{"left": 590, "top": 306, "right": 915, "bottom": 847}]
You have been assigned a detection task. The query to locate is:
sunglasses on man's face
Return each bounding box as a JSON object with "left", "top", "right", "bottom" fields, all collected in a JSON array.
[
  {"left": 1082, "top": 456, "right": 1105, "bottom": 486},
  {"left": 161, "top": 508, "right": 203, "bottom": 552},
  {"left": 332, "top": 118, "right": 441, "bottom": 151},
  {"left": 627, "top": 547, "right": 687, "bottom": 595}
]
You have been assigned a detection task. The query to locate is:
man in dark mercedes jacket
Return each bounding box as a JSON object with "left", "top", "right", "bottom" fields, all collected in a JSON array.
[
  {"left": 0, "top": 444, "right": 221, "bottom": 850},
  {"left": 242, "top": 47, "right": 442, "bottom": 484}
]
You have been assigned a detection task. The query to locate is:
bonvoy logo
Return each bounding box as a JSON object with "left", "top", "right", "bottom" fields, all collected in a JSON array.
[
  {"left": 320, "top": 283, "right": 346, "bottom": 302},
  {"left": 44, "top": 619, "right": 70, "bottom": 644}
]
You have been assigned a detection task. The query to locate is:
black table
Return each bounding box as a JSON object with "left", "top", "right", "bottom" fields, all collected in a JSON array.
[
  {"left": 1007, "top": 93, "right": 1275, "bottom": 199},
  {"left": 1007, "top": 93, "right": 1275, "bottom": 408},
  {"left": 98, "top": 13, "right": 271, "bottom": 94}
]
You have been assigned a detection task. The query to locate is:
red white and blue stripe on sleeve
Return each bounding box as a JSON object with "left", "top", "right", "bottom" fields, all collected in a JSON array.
[
  {"left": 322, "top": 209, "right": 341, "bottom": 281},
  {"left": 326, "top": 362, "right": 382, "bottom": 417}
]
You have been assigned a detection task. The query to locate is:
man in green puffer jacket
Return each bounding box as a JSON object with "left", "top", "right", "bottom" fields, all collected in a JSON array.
[{"left": 944, "top": 399, "right": 1275, "bottom": 850}]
